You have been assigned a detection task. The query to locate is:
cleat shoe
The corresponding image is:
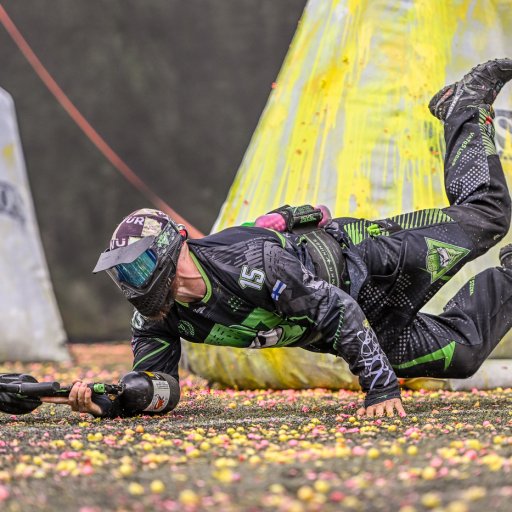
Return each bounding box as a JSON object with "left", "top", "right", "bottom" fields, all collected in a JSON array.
[
  {"left": 499, "top": 244, "right": 512, "bottom": 270},
  {"left": 429, "top": 58, "right": 512, "bottom": 121}
]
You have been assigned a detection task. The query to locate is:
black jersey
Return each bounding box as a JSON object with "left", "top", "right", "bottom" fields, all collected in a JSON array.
[{"left": 131, "top": 225, "right": 400, "bottom": 406}]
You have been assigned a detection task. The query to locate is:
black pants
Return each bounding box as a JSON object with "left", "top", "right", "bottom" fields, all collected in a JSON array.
[{"left": 346, "top": 106, "right": 512, "bottom": 379}]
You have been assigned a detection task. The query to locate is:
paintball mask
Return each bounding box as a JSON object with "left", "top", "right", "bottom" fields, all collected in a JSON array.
[{"left": 93, "top": 209, "right": 187, "bottom": 318}]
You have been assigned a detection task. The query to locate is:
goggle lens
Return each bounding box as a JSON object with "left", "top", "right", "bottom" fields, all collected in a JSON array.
[{"left": 113, "top": 249, "right": 158, "bottom": 288}]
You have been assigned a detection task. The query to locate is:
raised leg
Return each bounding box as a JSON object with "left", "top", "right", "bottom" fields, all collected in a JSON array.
[
  {"left": 349, "top": 61, "right": 512, "bottom": 351},
  {"left": 354, "top": 104, "right": 510, "bottom": 351}
]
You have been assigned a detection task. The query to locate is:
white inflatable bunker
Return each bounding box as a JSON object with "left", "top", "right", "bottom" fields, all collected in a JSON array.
[{"left": 0, "top": 87, "right": 68, "bottom": 361}]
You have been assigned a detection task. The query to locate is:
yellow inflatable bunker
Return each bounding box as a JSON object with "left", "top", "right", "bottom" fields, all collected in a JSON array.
[{"left": 185, "top": 0, "right": 512, "bottom": 389}]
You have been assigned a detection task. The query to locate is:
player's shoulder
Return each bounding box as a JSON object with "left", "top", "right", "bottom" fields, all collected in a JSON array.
[
  {"left": 189, "top": 225, "right": 289, "bottom": 249},
  {"left": 131, "top": 309, "right": 179, "bottom": 339}
]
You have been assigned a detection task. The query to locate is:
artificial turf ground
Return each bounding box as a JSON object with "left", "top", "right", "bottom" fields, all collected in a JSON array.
[{"left": 1, "top": 343, "right": 512, "bottom": 512}]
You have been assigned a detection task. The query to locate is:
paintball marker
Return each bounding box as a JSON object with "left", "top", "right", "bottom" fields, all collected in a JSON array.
[{"left": 0, "top": 371, "right": 180, "bottom": 416}]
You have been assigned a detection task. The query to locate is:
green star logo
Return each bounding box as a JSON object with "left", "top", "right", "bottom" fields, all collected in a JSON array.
[{"left": 425, "top": 238, "right": 470, "bottom": 283}]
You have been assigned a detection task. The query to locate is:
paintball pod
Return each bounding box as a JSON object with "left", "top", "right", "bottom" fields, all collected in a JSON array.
[{"left": 0, "top": 371, "right": 180, "bottom": 416}]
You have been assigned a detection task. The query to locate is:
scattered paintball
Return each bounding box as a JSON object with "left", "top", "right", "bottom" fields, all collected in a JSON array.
[
  {"left": 0, "top": 345, "right": 512, "bottom": 511},
  {"left": 2, "top": 2, "right": 512, "bottom": 512}
]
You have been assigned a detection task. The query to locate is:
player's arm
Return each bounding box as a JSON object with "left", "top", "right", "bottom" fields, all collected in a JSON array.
[
  {"left": 263, "top": 243, "right": 404, "bottom": 417},
  {"left": 43, "top": 312, "right": 181, "bottom": 418},
  {"left": 100, "top": 311, "right": 182, "bottom": 417},
  {"left": 85, "top": 333, "right": 181, "bottom": 418}
]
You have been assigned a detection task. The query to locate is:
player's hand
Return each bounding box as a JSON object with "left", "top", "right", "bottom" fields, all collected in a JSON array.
[
  {"left": 356, "top": 398, "right": 406, "bottom": 418},
  {"left": 41, "top": 381, "right": 103, "bottom": 416}
]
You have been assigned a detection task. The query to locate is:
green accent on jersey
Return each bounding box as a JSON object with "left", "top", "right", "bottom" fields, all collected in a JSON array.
[
  {"left": 228, "top": 296, "right": 243, "bottom": 312},
  {"left": 287, "top": 315, "right": 315, "bottom": 325},
  {"left": 277, "top": 323, "right": 308, "bottom": 346},
  {"left": 393, "top": 341, "right": 456, "bottom": 371},
  {"left": 241, "top": 221, "right": 256, "bottom": 227},
  {"left": 345, "top": 209, "right": 454, "bottom": 246},
  {"left": 344, "top": 221, "right": 368, "bottom": 244},
  {"left": 204, "top": 320, "right": 307, "bottom": 348},
  {"left": 178, "top": 320, "right": 195, "bottom": 337},
  {"left": 268, "top": 229, "right": 286, "bottom": 248},
  {"left": 132, "top": 338, "right": 170, "bottom": 369},
  {"left": 241, "top": 307, "right": 282, "bottom": 330},
  {"left": 189, "top": 252, "right": 212, "bottom": 303},
  {"left": 424, "top": 238, "right": 470, "bottom": 283},
  {"left": 205, "top": 324, "right": 255, "bottom": 347}
]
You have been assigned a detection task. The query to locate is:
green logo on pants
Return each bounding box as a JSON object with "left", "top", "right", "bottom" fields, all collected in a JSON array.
[{"left": 425, "top": 238, "right": 470, "bottom": 283}]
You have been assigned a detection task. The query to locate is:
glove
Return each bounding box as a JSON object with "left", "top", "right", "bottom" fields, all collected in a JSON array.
[
  {"left": 255, "top": 204, "right": 328, "bottom": 233},
  {"left": 90, "top": 393, "right": 123, "bottom": 418},
  {"left": 0, "top": 373, "right": 42, "bottom": 415}
]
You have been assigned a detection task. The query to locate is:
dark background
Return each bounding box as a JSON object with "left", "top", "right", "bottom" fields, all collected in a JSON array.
[{"left": 0, "top": 0, "right": 306, "bottom": 340}]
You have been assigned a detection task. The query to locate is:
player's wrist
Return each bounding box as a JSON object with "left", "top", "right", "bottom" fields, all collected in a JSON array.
[{"left": 364, "top": 382, "right": 401, "bottom": 408}]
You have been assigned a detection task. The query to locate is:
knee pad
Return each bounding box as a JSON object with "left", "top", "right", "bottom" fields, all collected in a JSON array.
[{"left": 445, "top": 346, "right": 483, "bottom": 379}]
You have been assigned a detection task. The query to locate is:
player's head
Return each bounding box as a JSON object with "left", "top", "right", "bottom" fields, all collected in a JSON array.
[{"left": 93, "top": 208, "right": 188, "bottom": 319}]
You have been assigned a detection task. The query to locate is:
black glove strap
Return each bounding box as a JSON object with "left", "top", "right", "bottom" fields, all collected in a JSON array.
[
  {"left": 268, "top": 204, "right": 323, "bottom": 233},
  {"left": 90, "top": 394, "right": 125, "bottom": 418},
  {"left": 364, "top": 382, "right": 401, "bottom": 408}
]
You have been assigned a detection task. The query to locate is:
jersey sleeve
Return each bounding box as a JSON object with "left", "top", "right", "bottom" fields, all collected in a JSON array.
[
  {"left": 130, "top": 311, "right": 181, "bottom": 383},
  {"left": 263, "top": 242, "right": 400, "bottom": 407}
]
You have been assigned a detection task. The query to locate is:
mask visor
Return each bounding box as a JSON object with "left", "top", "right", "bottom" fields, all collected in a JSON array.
[{"left": 108, "top": 249, "right": 158, "bottom": 288}]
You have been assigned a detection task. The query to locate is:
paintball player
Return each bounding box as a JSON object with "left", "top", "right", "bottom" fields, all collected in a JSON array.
[{"left": 44, "top": 59, "right": 512, "bottom": 419}]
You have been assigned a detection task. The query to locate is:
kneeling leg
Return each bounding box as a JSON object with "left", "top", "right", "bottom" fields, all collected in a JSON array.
[{"left": 387, "top": 266, "right": 512, "bottom": 379}]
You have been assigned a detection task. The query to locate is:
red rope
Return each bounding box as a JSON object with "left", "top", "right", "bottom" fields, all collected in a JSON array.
[{"left": 0, "top": 4, "right": 203, "bottom": 238}]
